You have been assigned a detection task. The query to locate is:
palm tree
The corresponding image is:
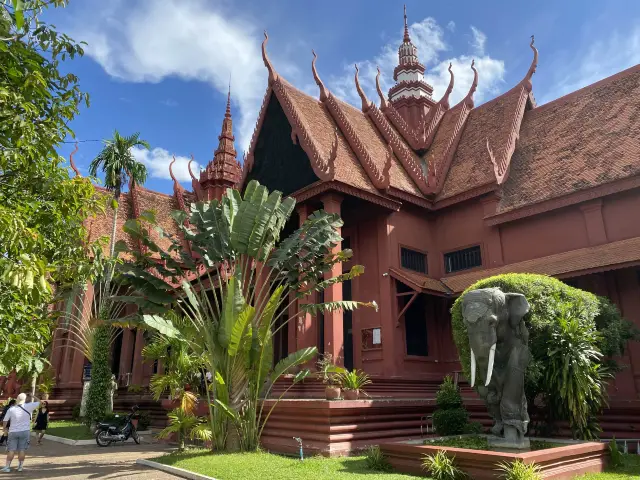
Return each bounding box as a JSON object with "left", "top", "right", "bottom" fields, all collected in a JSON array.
[{"left": 89, "top": 131, "right": 149, "bottom": 256}]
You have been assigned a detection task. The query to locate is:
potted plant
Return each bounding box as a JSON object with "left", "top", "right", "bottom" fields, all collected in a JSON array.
[
  {"left": 339, "top": 369, "right": 372, "bottom": 400},
  {"left": 316, "top": 353, "right": 345, "bottom": 400},
  {"left": 37, "top": 369, "right": 55, "bottom": 400}
]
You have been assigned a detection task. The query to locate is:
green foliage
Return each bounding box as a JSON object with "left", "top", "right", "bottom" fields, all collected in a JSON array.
[
  {"left": 364, "top": 445, "right": 391, "bottom": 472},
  {"left": 71, "top": 403, "right": 81, "bottom": 421},
  {"left": 137, "top": 410, "right": 151, "bottom": 431},
  {"left": 450, "top": 273, "right": 636, "bottom": 439},
  {"left": 422, "top": 450, "right": 464, "bottom": 480},
  {"left": 316, "top": 353, "right": 345, "bottom": 385},
  {"left": 157, "top": 407, "right": 212, "bottom": 451},
  {"left": 433, "top": 408, "right": 469, "bottom": 436},
  {"left": 425, "top": 435, "right": 488, "bottom": 450},
  {"left": 608, "top": 438, "right": 623, "bottom": 469},
  {"left": 117, "top": 180, "right": 375, "bottom": 452},
  {"left": 496, "top": 459, "right": 542, "bottom": 480},
  {"left": 436, "top": 376, "right": 463, "bottom": 409},
  {"left": 338, "top": 369, "right": 372, "bottom": 391},
  {"left": 84, "top": 326, "right": 112, "bottom": 425},
  {"left": 127, "top": 384, "right": 144, "bottom": 394},
  {"left": 462, "top": 421, "right": 483, "bottom": 434},
  {"left": 0, "top": 0, "right": 101, "bottom": 377}
]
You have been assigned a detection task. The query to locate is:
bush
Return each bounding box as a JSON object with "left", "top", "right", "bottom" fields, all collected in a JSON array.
[
  {"left": 137, "top": 411, "right": 151, "bottom": 431},
  {"left": 450, "top": 273, "right": 636, "bottom": 439},
  {"left": 463, "top": 421, "right": 483, "bottom": 434},
  {"left": 433, "top": 408, "right": 468, "bottom": 436},
  {"left": 496, "top": 459, "right": 542, "bottom": 480},
  {"left": 71, "top": 404, "right": 81, "bottom": 421},
  {"left": 609, "top": 438, "right": 623, "bottom": 469},
  {"left": 364, "top": 445, "right": 391, "bottom": 472},
  {"left": 435, "top": 376, "right": 463, "bottom": 410},
  {"left": 422, "top": 450, "right": 464, "bottom": 480}
]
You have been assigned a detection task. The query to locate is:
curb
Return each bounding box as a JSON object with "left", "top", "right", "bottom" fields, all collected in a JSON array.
[
  {"left": 136, "top": 458, "right": 217, "bottom": 480},
  {"left": 32, "top": 430, "right": 153, "bottom": 446}
]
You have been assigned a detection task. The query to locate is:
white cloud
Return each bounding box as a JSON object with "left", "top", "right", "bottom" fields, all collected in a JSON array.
[
  {"left": 161, "top": 99, "right": 179, "bottom": 107},
  {"left": 71, "top": 0, "right": 281, "bottom": 151},
  {"left": 539, "top": 26, "right": 640, "bottom": 104},
  {"left": 329, "top": 22, "right": 504, "bottom": 108},
  {"left": 470, "top": 26, "right": 486, "bottom": 56},
  {"left": 131, "top": 146, "right": 201, "bottom": 184},
  {"left": 447, "top": 21, "right": 456, "bottom": 33}
]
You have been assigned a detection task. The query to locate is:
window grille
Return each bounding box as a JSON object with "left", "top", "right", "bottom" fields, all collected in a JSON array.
[
  {"left": 401, "top": 247, "right": 427, "bottom": 274},
  {"left": 444, "top": 246, "right": 482, "bottom": 274}
]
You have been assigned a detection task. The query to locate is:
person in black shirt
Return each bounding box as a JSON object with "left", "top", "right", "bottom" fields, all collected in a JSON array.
[
  {"left": 0, "top": 400, "right": 15, "bottom": 446},
  {"left": 34, "top": 401, "right": 49, "bottom": 446}
]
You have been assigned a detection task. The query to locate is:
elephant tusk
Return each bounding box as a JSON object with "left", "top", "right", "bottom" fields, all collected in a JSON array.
[
  {"left": 485, "top": 343, "right": 496, "bottom": 386},
  {"left": 470, "top": 349, "right": 476, "bottom": 388}
]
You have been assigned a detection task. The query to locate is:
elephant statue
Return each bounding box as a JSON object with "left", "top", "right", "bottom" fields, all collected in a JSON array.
[{"left": 461, "top": 287, "right": 531, "bottom": 449}]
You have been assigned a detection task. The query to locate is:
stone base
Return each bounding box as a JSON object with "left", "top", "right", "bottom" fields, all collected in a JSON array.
[{"left": 488, "top": 434, "right": 530, "bottom": 451}]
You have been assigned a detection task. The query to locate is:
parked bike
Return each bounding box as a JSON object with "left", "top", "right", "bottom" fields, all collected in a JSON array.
[{"left": 95, "top": 406, "right": 141, "bottom": 447}]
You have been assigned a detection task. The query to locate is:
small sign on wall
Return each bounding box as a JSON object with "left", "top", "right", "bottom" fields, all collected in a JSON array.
[{"left": 362, "top": 327, "right": 383, "bottom": 350}]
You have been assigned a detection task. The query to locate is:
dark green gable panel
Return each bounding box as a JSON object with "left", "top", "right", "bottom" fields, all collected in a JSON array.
[{"left": 246, "top": 93, "right": 319, "bottom": 196}]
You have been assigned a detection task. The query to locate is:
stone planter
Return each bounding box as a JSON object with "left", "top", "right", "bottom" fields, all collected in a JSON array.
[
  {"left": 343, "top": 389, "right": 359, "bottom": 400},
  {"left": 325, "top": 386, "right": 341, "bottom": 400}
]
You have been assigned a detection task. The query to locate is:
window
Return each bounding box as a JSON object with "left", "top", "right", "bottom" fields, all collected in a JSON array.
[
  {"left": 444, "top": 245, "right": 482, "bottom": 274},
  {"left": 342, "top": 236, "right": 351, "bottom": 251},
  {"left": 401, "top": 247, "right": 427, "bottom": 274}
]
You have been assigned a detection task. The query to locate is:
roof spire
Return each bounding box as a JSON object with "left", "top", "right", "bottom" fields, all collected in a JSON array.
[
  {"left": 463, "top": 59, "right": 478, "bottom": 108},
  {"left": 262, "top": 31, "right": 278, "bottom": 85},
  {"left": 441, "top": 63, "right": 454, "bottom": 109},
  {"left": 354, "top": 64, "right": 371, "bottom": 112},
  {"left": 169, "top": 155, "right": 184, "bottom": 193},
  {"left": 226, "top": 79, "right": 232, "bottom": 118},
  {"left": 312, "top": 50, "right": 329, "bottom": 102},
  {"left": 69, "top": 142, "right": 80, "bottom": 177},
  {"left": 403, "top": 4, "right": 411, "bottom": 43},
  {"left": 523, "top": 35, "right": 538, "bottom": 91},
  {"left": 188, "top": 156, "right": 198, "bottom": 182}
]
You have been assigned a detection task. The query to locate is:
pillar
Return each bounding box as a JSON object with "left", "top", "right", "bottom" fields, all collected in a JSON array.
[
  {"left": 481, "top": 195, "right": 504, "bottom": 268},
  {"left": 60, "top": 284, "right": 92, "bottom": 388},
  {"left": 295, "top": 203, "right": 317, "bottom": 352},
  {"left": 118, "top": 329, "right": 135, "bottom": 384},
  {"left": 376, "top": 214, "right": 398, "bottom": 376},
  {"left": 131, "top": 329, "right": 145, "bottom": 386},
  {"left": 321, "top": 193, "right": 344, "bottom": 366}
]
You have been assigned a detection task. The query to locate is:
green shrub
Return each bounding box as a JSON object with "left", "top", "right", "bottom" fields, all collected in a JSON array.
[
  {"left": 364, "top": 445, "right": 391, "bottom": 471},
  {"left": 425, "top": 435, "right": 488, "bottom": 450},
  {"left": 608, "top": 438, "right": 623, "bottom": 469},
  {"left": 71, "top": 404, "right": 81, "bottom": 421},
  {"left": 433, "top": 408, "right": 468, "bottom": 436},
  {"left": 435, "top": 376, "right": 462, "bottom": 409},
  {"left": 137, "top": 411, "right": 152, "bottom": 431},
  {"left": 462, "top": 421, "right": 483, "bottom": 434},
  {"left": 422, "top": 450, "right": 464, "bottom": 480},
  {"left": 496, "top": 459, "right": 542, "bottom": 480},
  {"left": 450, "top": 273, "right": 636, "bottom": 439}
]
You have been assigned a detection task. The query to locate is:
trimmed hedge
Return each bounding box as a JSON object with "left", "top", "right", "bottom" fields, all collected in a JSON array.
[{"left": 450, "top": 273, "right": 637, "bottom": 438}]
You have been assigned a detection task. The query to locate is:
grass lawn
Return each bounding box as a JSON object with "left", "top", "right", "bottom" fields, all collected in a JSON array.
[
  {"left": 155, "top": 450, "right": 421, "bottom": 480},
  {"left": 155, "top": 450, "right": 640, "bottom": 480},
  {"left": 45, "top": 420, "right": 94, "bottom": 440}
]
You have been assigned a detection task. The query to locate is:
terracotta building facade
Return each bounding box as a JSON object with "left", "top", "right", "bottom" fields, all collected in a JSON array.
[{"left": 45, "top": 8, "right": 640, "bottom": 440}]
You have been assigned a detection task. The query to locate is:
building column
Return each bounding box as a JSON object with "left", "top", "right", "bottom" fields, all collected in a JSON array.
[
  {"left": 377, "top": 214, "right": 398, "bottom": 377},
  {"left": 295, "top": 204, "right": 317, "bottom": 352},
  {"left": 321, "top": 193, "right": 344, "bottom": 366},
  {"left": 131, "top": 329, "right": 145, "bottom": 386},
  {"left": 60, "top": 284, "right": 93, "bottom": 388},
  {"left": 481, "top": 195, "right": 504, "bottom": 268},
  {"left": 118, "top": 329, "right": 135, "bottom": 385}
]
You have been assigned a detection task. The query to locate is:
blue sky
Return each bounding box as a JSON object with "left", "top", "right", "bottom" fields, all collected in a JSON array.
[{"left": 49, "top": 0, "right": 640, "bottom": 195}]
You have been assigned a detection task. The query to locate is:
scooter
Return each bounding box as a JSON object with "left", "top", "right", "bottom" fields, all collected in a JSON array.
[{"left": 95, "top": 406, "right": 141, "bottom": 447}]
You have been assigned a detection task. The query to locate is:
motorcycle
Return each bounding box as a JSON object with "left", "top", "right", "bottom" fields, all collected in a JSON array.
[{"left": 95, "top": 406, "right": 141, "bottom": 447}]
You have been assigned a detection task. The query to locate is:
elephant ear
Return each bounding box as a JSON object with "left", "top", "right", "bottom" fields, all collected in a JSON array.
[{"left": 505, "top": 293, "right": 530, "bottom": 329}]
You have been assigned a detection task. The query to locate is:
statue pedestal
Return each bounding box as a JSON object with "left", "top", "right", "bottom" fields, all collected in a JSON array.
[{"left": 488, "top": 435, "right": 530, "bottom": 451}]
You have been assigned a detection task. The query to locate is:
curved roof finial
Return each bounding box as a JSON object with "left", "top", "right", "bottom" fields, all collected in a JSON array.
[
  {"left": 375, "top": 66, "right": 388, "bottom": 110},
  {"left": 441, "top": 62, "right": 455, "bottom": 109},
  {"left": 523, "top": 35, "right": 538, "bottom": 91},
  {"left": 169, "top": 155, "right": 178, "bottom": 183},
  {"left": 464, "top": 59, "right": 478, "bottom": 108},
  {"left": 69, "top": 141, "right": 80, "bottom": 177},
  {"left": 188, "top": 155, "right": 198, "bottom": 182},
  {"left": 403, "top": 4, "right": 411, "bottom": 42},
  {"left": 354, "top": 64, "right": 371, "bottom": 112},
  {"left": 311, "top": 50, "right": 329, "bottom": 102},
  {"left": 262, "top": 31, "right": 278, "bottom": 85}
]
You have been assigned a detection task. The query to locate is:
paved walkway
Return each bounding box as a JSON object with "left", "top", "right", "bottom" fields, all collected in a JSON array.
[{"left": 0, "top": 437, "right": 181, "bottom": 479}]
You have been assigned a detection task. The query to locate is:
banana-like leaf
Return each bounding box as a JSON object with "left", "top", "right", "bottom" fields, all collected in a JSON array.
[
  {"left": 219, "top": 276, "right": 245, "bottom": 348},
  {"left": 269, "top": 347, "right": 318, "bottom": 384},
  {"left": 142, "top": 314, "right": 180, "bottom": 338},
  {"left": 229, "top": 305, "right": 255, "bottom": 357},
  {"left": 300, "top": 300, "right": 378, "bottom": 315},
  {"left": 230, "top": 180, "right": 267, "bottom": 254},
  {"left": 214, "top": 398, "right": 239, "bottom": 422},
  {"left": 247, "top": 190, "right": 282, "bottom": 258}
]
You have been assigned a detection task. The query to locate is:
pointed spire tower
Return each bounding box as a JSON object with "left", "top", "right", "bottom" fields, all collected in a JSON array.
[
  {"left": 388, "top": 5, "right": 435, "bottom": 130},
  {"left": 200, "top": 86, "right": 242, "bottom": 200}
]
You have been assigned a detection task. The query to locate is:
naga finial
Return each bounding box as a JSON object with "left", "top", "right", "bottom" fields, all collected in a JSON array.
[
  {"left": 523, "top": 35, "right": 538, "bottom": 91},
  {"left": 464, "top": 59, "right": 478, "bottom": 108},
  {"left": 354, "top": 64, "right": 371, "bottom": 112},
  {"left": 188, "top": 155, "right": 198, "bottom": 182},
  {"left": 262, "top": 31, "right": 278, "bottom": 85},
  {"left": 375, "top": 66, "right": 388, "bottom": 110},
  {"left": 69, "top": 142, "right": 80, "bottom": 177},
  {"left": 440, "top": 62, "right": 455, "bottom": 109},
  {"left": 311, "top": 50, "right": 329, "bottom": 102}
]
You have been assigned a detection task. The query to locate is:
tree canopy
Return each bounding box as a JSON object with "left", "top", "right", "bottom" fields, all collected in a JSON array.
[{"left": 0, "top": 0, "right": 102, "bottom": 375}]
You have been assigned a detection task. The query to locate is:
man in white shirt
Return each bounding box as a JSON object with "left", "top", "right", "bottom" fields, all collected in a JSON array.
[{"left": 1, "top": 392, "right": 40, "bottom": 473}]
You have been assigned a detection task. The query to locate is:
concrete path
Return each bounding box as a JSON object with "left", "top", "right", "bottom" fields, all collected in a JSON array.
[{"left": 0, "top": 437, "right": 181, "bottom": 479}]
